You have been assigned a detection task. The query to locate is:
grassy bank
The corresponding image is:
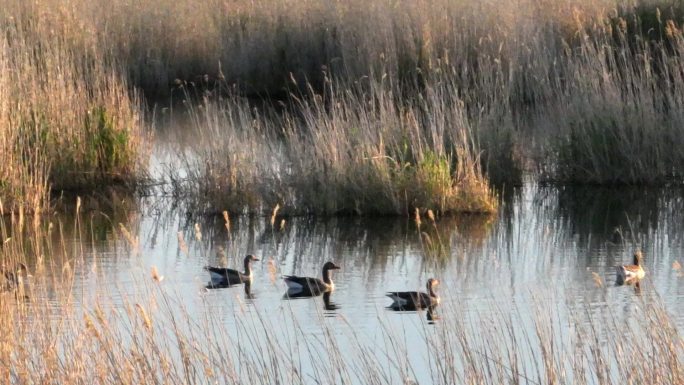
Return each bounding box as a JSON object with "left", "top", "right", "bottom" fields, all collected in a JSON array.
[
  {"left": 174, "top": 77, "right": 498, "bottom": 215},
  {"left": 0, "top": 4, "right": 147, "bottom": 213}
]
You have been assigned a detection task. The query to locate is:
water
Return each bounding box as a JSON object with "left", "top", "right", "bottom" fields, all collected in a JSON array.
[{"left": 12, "top": 182, "right": 683, "bottom": 383}]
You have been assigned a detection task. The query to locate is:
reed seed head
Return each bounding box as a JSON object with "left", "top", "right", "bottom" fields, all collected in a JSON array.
[{"left": 151, "top": 266, "right": 164, "bottom": 282}]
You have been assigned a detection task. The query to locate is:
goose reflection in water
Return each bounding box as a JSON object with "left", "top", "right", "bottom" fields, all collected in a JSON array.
[
  {"left": 205, "top": 277, "right": 256, "bottom": 300},
  {"left": 244, "top": 281, "right": 255, "bottom": 300},
  {"left": 618, "top": 279, "right": 642, "bottom": 295},
  {"left": 282, "top": 287, "right": 340, "bottom": 312},
  {"left": 387, "top": 303, "right": 440, "bottom": 324}
]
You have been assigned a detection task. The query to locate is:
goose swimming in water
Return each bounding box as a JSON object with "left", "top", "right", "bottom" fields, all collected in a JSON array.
[
  {"left": 1, "top": 263, "right": 28, "bottom": 291},
  {"left": 205, "top": 254, "right": 259, "bottom": 287},
  {"left": 387, "top": 278, "right": 440, "bottom": 309},
  {"left": 616, "top": 250, "right": 645, "bottom": 285},
  {"left": 283, "top": 261, "right": 340, "bottom": 294}
]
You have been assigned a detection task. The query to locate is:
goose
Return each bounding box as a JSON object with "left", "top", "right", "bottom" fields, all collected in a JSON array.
[
  {"left": 204, "top": 254, "right": 259, "bottom": 287},
  {"left": 616, "top": 250, "right": 645, "bottom": 284},
  {"left": 1, "top": 263, "right": 28, "bottom": 291},
  {"left": 387, "top": 278, "right": 440, "bottom": 309},
  {"left": 283, "top": 261, "right": 340, "bottom": 294}
]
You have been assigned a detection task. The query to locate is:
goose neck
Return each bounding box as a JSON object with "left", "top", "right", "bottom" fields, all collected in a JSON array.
[
  {"left": 322, "top": 268, "right": 333, "bottom": 285},
  {"left": 243, "top": 259, "right": 252, "bottom": 275}
]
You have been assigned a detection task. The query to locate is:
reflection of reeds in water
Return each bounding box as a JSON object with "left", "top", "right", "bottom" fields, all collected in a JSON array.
[
  {"left": 194, "top": 223, "right": 202, "bottom": 241},
  {"left": 150, "top": 266, "right": 163, "bottom": 283},
  {"left": 2, "top": 213, "right": 682, "bottom": 384},
  {"left": 415, "top": 207, "right": 496, "bottom": 263},
  {"left": 267, "top": 259, "right": 278, "bottom": 285},
  {"left": 222, "top": 211, "right": 231, "bottom": 234},
  {"left": 119, "top": 223, "right": 140, "bottom": 256},
  {"left": 674, "top": 261, "right": 684, "bottom": 278},
  {"left": 551, "top": 186, "right": 665, "bottom": 244}
]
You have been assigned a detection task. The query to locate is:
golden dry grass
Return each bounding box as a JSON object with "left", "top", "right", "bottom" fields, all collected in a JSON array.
[
  {"left": 0, "top": 4, "right": 147, "bottom": 213},
  {"left": 4, "top": 0, "right": 684, "bottom": 216}
]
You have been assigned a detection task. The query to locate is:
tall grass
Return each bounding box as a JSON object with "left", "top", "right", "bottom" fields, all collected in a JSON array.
[
  {"left": 536, "top": 7, "right": 684, "bottom": 184},
  {"left": 5, "top": 0, "right": 684, "bottom": 216},
  {"left": 174, "top": 76, "right": 498, "bottom": 215},
  {"left": 1, "top": 212, "right": 682, "bottom": 384},
  {"left": 94, "top": 0, "right": 684, "bottom": 186},
  {"left": 0, "top": 3, "right": 147, "bottom": 213}
]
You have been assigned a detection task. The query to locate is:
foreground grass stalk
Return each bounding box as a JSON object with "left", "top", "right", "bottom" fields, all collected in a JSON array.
[{"left": 1, "top": 204, "right": 683, "bottom": 384}]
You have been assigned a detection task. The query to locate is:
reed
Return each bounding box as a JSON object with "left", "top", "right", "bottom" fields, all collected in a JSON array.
[
  {"left": 0, "top": 4, "right": 147, "bottom": 213},
  {"left": 539, "top": 7, "right": 684, "bottom": 184},
  {"left": 82, "top": 0, "right": 684, "bottom": 186},
  {"left": 174, "top": 77, "right": 498, "bottom": 216},
  {"left": 0, "top": 214, "right": 681, "bottom": 385},
  {"left": 5, "top": 0, "right": 684, "bottom": 215}
]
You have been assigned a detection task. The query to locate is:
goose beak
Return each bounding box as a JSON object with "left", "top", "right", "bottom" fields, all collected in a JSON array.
[{"left": 332, "top": 264, "right": 341, "bottom": 270}]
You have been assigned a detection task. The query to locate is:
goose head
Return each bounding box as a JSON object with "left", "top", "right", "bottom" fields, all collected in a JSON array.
[
  {"left": 244, "top": 254, "right": 260, "bottom": 263},
  {"left": 321, "top": 261, "right": 341, "bottom": 284},
  {"left": 426, "top": 278, "right": 440, "bottom": 297},
  {"left": 243, "top": 254, "right": 260, "bottom": 275},
  {"left": 633, "top": 250, "right": 643, "bottom": 266},
  {"left": 322, "top": 261, "right": 341, "bottom": 272}
]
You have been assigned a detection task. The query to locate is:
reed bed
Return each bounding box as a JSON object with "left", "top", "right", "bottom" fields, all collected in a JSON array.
[
  {"left": 538, "top": 7, "right": 684, "bottom": 184},
  {"left": 115, "top": 0, "right": 684, "bottom": 187},
  {"left": 0, "top": 4, "right": 147, "bottom": 213},
  {"left": 5, "top": 0, "right": 684, "bottom": 216},
  {"left": 174, "top": 77, "right": 498, "bottom": 215}
]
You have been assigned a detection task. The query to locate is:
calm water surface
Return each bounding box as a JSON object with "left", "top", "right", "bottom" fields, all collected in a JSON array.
[{"left": 20, "top": 182, "right": 684, "bottom": 383}]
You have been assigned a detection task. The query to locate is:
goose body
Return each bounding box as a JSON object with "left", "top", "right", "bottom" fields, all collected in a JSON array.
[
  {"left": 283, "top": 261, "right": 340, "bottom": 295},
  {"left": 387, "top": 278, "right": 440, "bottom": 309},
  {"left": 205, "top": 255, "right": 259, "bottom": 287},
  {"left": 1, "top": 263, "right": 28, "bottom": 291},
  {"left": 616, "top": 251, "right": 645, "bottom": 284}
]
